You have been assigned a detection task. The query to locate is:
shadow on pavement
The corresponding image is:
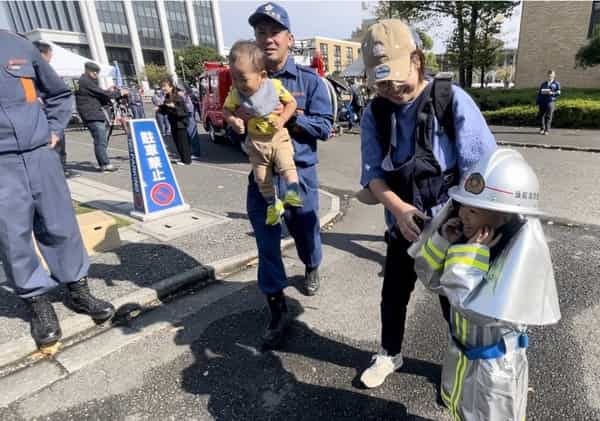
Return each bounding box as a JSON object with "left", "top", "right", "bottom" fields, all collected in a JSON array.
[
  {"left": 321, "top": 231, "right": 386, "bottom": 276},
  {"left": 175, "top": 294, "right": 436, "bottom": 420}
]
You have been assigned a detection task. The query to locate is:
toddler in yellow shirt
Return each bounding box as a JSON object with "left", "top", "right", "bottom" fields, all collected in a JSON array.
[{"left": 223, "top": 40, "right": 301, "bottom": 225}]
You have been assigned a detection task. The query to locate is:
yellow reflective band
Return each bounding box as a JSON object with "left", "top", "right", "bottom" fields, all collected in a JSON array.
[
  {"left": 426, "top": 238, "right": 445, "bottom": 260},
  {"left": 445, "top": 256, "right": 489, "bottom": 272},
  {"left": 461, "top": 315, "right": 468, "bottom": 344},
  {"left": 422, "top": 247, "right": 443, "bottom": 270},
  {"left": 448, "top": 245, "right": 489, "bottom": 257},
  {"left": 452, "top": 353, "right": 468, "bottom": 421},
  {"left": 447, "top": 311, "right": 462, "bottom": 419},
  {"left": 441, "top": 388, "right": 452, "bottom": 404}
]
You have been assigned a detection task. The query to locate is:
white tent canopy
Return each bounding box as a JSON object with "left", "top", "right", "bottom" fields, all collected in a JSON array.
[
  {"left": 46, "top": 41, "right": 114, "bottom": 79},
  {"left": 340, "top": 54, "right": 365, "bottom": 78}
]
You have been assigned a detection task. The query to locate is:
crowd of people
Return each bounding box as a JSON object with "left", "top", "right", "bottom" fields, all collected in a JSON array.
[{"left": 0, "top": 2, "right": 563, "bottom": 420}]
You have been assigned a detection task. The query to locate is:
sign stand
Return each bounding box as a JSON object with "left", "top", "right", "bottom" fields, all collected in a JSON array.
[{"left": 127, "top": 119, "right": 189, "bottom": 221}]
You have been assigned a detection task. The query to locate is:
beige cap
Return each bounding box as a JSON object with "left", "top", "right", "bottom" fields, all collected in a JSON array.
[{"left": 362, "top": 19, "right": 418, "bottom": 86}]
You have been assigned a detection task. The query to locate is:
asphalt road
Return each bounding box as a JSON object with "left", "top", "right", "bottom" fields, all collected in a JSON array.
[{"left": 2, "top": 130, "right": 599, "bottom": 420}]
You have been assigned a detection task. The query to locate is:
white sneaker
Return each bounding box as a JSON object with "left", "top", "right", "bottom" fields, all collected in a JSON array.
[{"left": 360, "top": 353, "right": 404, "bottom": 388}]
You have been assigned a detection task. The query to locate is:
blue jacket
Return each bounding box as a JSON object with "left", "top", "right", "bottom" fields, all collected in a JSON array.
[
  {"left": 360, "top": 84, "right": 497, "bottom": 229},
  {"left": 536, "top": 80, "right": 561, "bottom": 106},
  {"left": 270, "top": 56, "right": 333, "bottom": 167},
  {"left": 0, "top": 30, "right": 72, "bottom": 153}
]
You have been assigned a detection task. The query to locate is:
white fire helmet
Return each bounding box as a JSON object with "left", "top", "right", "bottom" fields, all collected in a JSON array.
[{"left": 448, "top": 148, "right": 544, "bottom": 216}]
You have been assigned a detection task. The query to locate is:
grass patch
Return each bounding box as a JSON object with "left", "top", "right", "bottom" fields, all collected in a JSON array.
[{"left": 73, "top": 201, "right": 133, "bottom": 229}]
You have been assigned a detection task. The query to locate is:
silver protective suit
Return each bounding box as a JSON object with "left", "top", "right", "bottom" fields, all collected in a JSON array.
[{"left": 412, "top": 208, "right": 560, "bottom": 421}]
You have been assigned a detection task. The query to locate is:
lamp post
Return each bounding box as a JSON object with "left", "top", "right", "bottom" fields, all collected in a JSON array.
[{"left": 179, "top": 55, "right": 186, "bottom": 84}]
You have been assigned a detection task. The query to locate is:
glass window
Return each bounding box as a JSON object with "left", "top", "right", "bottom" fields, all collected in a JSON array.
[
  {"left": 590, "top": 0, "right": 600, "bottom": 37},
  {"left": 96, "top": 1, "right": 131, "bottom": 46},
  {"left": 346, "top": 46, "right": 353, "bottom": 64},
  {"left": 133, "top": 1, "right": 164, "bottom": 49},
  {"left": 166, "top": 1, "right": 191, "bottom": 49}
]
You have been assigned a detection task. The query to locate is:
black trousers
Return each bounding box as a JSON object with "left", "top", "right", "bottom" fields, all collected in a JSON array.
[
  {"left": 172, "top": 127, "right": 192, "bottom": 164},
  {"left": 381, "top": 230, "right": 451, "bottom": 356}
]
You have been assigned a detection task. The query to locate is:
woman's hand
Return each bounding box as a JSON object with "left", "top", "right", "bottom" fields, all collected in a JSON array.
[
  {"left": 393, "top": 203, "right": 430, "bottom": 242},
  {"left": 441, "top": 217, "right": 463, "bottom": 243},
  {"left": 469, "top": 226, "right": 503, "bottom": 247}
]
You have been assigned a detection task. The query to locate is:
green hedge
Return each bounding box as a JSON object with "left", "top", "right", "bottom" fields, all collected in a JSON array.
[
  {"left": 482, "top": 99, "right": 600, "bottom": 129},
  {"left": 467, "top": 88, "right": 600, "bottom": 111}
]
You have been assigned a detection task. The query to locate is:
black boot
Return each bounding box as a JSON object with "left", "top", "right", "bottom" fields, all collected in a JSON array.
[
  {"left": 303, "top": 266, "right": 320, "bottom": 296},
  {"left": 262, "top": 291, "right": 289, "bottom": 350},
  {"left": 25, "top": 294, "right": 62, "bottom": 347},
  {"left": 67, "top": 278, "right": 115, "bottom": 323}
]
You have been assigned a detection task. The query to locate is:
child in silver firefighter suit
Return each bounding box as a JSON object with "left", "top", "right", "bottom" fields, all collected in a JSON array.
[
  {"left": 411, "top": 148, "right": 561, "bottom": 421},
  {"left": 223, "top": 40, "right": 301, "bottom": 226}
]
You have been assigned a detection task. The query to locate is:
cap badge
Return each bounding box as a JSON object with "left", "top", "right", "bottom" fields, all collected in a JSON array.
[
  {"left": 372, "top": 43, "right": 386, "bottom": 57},
  {"left": 264, "top": 4, "right": 273, "bottom": 11},
  {"left": 464, "top": 173, "right": 485, "bottom": 195},
  {"left": 374, "top": 65, "right": 390, "bottom": 80}
]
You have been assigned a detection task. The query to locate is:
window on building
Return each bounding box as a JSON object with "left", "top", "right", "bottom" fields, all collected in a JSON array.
[
  {"left": 96, "top": 1, "right": 131, "bottom": 46},
  {"left": 334, "top": 45, "right": 342, "bottom": 72},
  {"left": 5, "top": 0, "right": 84, "bottom": 33},
  {"left": 133, "top": 1, "right": 164, "bottom": 49},
  {"left": 165, "top": 1, "right": 191, "bottom": 50},
  {"left": 107, "top": 46, "right": 135, "bottom": 78},
  {"left": 320, "top": 43, "right": 329, "bottom": 72},
  {"left": 193, "top": 0, "right": 218, "bottom": 50},
  {"left": 346, "top": 46, "right": 353, "bottom": 65},
  {"left": 590, "top": 0, "right": 600, "bottom": 38},
  {"left": 58, "top": 43, "right": 91, "bottom": 59},
  {"left": 143, "top": 49, "right": 166, "bottom": 65}
]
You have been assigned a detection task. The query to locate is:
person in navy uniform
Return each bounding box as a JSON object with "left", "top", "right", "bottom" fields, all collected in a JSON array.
[
  {"left": 0, "top": 30, "right": 115, "bottom": 348},
  {"left": 536, "top": 70, "right": 561, "bottom": 135},
  {"left": 243, "top": 2, "right": 333, "bottom": 348}
]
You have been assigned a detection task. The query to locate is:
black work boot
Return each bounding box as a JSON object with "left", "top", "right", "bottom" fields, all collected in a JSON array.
[
  {"left": 303, "top": 266, "right": 320, "bottom": 296},
  {"left": 67, "top": 278, "right": 115, "bottom": 323},
  {"left": 262, "top": 291, "right": 290, "bottom": 350},
  {"left": 25, "top": 294, "right": 62, "bottom": 347}
]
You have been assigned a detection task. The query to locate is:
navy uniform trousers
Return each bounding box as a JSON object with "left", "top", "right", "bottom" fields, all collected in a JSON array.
[
  {"left": 0, "top": 146, "right": 89, "bottom": 298},
  {"left": 247, "top": 165, "right": 322, "bottom": 294}
]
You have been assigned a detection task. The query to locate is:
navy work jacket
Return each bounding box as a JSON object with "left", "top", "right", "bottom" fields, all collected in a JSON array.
[
  {"left": 270, "top": 56, "right": 333, "bottom": 167},
  {"left": 0, "top": 30, "right": 72, "bottom": 153}
]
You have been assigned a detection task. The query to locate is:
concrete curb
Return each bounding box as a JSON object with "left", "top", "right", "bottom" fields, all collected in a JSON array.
[
  {"left": 0, "top": 188, "right": 341, "bottom": 372},
  {"left": 497, "top": 140, "right": 600, "bottom": 153}
]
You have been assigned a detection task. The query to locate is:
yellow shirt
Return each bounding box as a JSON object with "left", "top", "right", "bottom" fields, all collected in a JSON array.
[{"left": 224, "top": 78, "right": 294, "bottom": 137}]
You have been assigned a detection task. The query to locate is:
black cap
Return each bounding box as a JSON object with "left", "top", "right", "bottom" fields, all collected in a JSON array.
[{"left": 84, "top": 61, "right": 101, "bottom": 72}]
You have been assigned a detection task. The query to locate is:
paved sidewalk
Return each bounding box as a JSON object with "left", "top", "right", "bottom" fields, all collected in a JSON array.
[
  {"left": 0, "top": 130, "right": 340, "bottom": 369},
  {"left": 490, "top": 125, "right": 600, "bottom": 151}
]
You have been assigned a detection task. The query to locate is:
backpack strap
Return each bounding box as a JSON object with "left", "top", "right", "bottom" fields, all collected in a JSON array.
[{"left": 431, "top": 72, "right": 455, "bottom": 141}]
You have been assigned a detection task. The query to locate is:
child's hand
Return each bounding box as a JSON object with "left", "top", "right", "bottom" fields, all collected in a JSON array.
[
  {"left": 441, "top": 217, "right": 463, "bottom": 243},
  {"left": 269, "top": 115, "right": 284, "bottom": 131},
  {"left": 469, "top": 226, "right": 503, "bottom": 247},
  {"left": 230, "top": 117, "right": 245, "bottom": 134}
]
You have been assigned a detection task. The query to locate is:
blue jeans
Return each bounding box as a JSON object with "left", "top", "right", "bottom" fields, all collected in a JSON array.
[
  {"left": 187, "top": 116, "right": 201, "bottom": 157},
  {"left": 86, "top": 121, "right": 110, "bottom": 167},
  {"left": 247, "top": 165, "right": 322, "bottom": 294},
  {"left": 156, "top": 112, "right": 171, "bottom": 137}
]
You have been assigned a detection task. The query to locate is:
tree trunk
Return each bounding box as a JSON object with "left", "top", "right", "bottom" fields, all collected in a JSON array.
[
  {"left": 456, "top": 2, "right": 466, "bottom": 87},
  {"left": 466, "top": 2, "right": 479, "bottom": 88},
  {"left": 480, "top": 66, "right": 485, "bottom": 88}
]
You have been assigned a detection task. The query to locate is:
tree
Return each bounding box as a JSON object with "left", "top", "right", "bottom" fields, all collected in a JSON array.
[
  {"left": 576, "top": 26, "right": 600, "bottom": 68},
  {"left": 416, "top": 29, "right": 433, "bottom": 50},
  {"left": 377, "top": 1, "right": 519, "bottom": 87},
  {"left": 140, "top": 64, "right": 171, "bottom": 87},
  {"left": 175, "top": 45, "right": 224, "bottom": 83},
  {"left": 415, "top": 29, "right": 439, "bottom": 73}
]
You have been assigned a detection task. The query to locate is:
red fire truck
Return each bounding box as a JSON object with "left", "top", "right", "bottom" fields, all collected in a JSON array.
[{"left": 200, "top": 62, "right": 232, "bottom": 143}]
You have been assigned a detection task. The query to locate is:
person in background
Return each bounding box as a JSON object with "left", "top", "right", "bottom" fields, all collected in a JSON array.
[
  {"left": 159, "top": 79, "right": 192, "bottom": 165},
  {"left": 182, "top": 84, "right": 202, "bottom": 160},
  {"left": 128, "top": 83, "right": 145, "bottom": 119},
  {"left": 75, "top": 61, "right": 118, "bottom": 172},
  {"left": 152, "top": 85, "right": 171, "bottom": 138},
  {"left": 536, "top": 70, "right": 561, "bottom": 135}
]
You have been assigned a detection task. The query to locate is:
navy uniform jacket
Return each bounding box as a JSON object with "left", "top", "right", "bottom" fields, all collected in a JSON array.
[
  {"left": 536, "top": 80, "right": 561, "bottom": 107},
  {"left": 272, "top": 56, "right": 333, "bottom": 167},
  {"left": 0, "top": 30, "right": 72, "bottom": 153}
]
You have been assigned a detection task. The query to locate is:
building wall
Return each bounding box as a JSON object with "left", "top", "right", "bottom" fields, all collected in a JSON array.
[
  {"left": 516, "top": 1, "right": 600, "bottom": 88},
  {"left": 300, "top": 37, "right": 361, "bottom": 75}
]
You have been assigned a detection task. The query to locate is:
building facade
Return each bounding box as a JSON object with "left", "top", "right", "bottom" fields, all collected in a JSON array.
[
  {"left": 295, "top": 36, "right": 361, "bottom": 75},
  {"left": 1, "top": 0, "right": 225, "bottom": 87},
  {"left": 515, "top": 0, "right": 600, "bottom": 88}
]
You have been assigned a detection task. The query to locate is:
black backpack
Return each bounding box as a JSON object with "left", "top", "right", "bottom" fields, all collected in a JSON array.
[{"left": 370, "top": 73, "right": 458, "bottom": 211}]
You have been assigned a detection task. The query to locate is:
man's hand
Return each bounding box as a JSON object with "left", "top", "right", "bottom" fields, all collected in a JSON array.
[
  {"left": 230, "top": 116, "right": 246, "bottom": 134},
  {"left": 393, "top": 203, "right": 430, "bottom": 242},
  {"left": 441, "top": 217, "right": 463, "bottom": 244},
  {"left": 469, "top": 226, "right": 503, "bottom": 247},
  {"left": 48, "top": 132, "right": 59, "bottom": 149}
]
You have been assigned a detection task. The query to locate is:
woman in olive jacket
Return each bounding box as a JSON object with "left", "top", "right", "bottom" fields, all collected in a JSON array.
[{"left": 158, "top": 79, "right": 192, "bottom": 165}]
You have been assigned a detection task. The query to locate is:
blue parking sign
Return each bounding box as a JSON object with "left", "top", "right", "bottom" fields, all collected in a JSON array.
[{"left": 128, "top": 119, "right": 187, "bottom": 218}]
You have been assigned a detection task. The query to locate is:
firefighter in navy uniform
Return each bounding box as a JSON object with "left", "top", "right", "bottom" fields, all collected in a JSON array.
[
  {"left": 0, "top": 30, "right": 115, "bottom": 348},
  {"left": 243, "top": 3, "right": 333, "bottom": 348}
]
